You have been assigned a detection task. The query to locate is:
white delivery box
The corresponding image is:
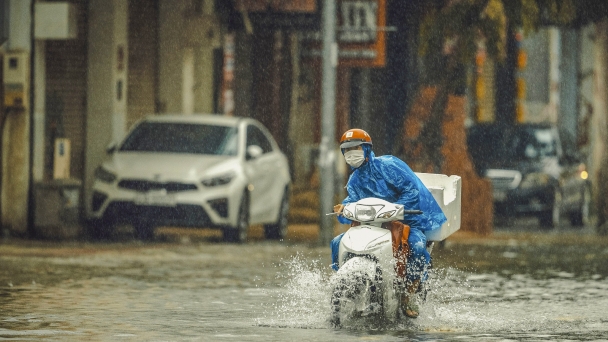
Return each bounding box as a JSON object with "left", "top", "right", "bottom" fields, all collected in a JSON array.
[{"left": 415, "top": 173, "right": 462, "bottom": 241}]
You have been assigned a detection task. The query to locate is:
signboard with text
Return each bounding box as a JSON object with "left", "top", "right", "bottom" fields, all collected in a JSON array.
[
  {"left": 234, "top": 0, "right": 319, "bottom": 30},
  {"left": 302, "top": 0, "right": 386, "bottom": 68}
]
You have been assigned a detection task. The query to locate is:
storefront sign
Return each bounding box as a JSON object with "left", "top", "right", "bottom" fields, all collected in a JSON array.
[
  {"left": 233, "top": 0, "right": 319, "bottom": 29},
  {"left": 302, "top": 0, "right": 386, "bottom": 67},
  {"left": 234, "top": 0, "right": 316, "bottom": 12}
]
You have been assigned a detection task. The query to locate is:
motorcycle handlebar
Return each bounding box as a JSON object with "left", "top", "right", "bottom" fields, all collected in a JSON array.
[
  {"left": 326, "top": 210, "right": 423, "bottom": 216},
  {"left": 403, "top": 210, "right": 423, "bottom": 215}
]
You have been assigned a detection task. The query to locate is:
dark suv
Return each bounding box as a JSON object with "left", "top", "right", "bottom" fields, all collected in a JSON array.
[{"left": 467, "top": 123, "right": 591, "bottom": 228}]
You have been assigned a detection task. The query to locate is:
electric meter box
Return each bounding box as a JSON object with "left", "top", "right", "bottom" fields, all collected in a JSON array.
[
  {"left": 53, "top": 138, "right": 71, "bottom": 179},
  {"left": 3, "top": 51, "right": 29, "bottom": 108}
]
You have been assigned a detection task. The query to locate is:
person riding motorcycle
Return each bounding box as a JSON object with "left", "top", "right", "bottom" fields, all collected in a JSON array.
[{"left": 331, "top": 128, "right": 447, "bottom": 318}]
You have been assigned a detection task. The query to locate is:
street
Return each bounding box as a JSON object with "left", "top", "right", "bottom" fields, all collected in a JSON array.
[{"left": 1, "top": 221, "right": 607, "bottom": 341}]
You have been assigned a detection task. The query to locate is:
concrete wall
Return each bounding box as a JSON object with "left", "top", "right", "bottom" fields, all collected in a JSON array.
[
  {"left": 158, "top": 0, "right": 220, "bottom": 114},
  {"left": 520, "top": 28, "right": 550, "bottom": 123},
  {"left": 1, "top": 0, "right": 31, "bottom": 235},
  {"left": 590, "top": 22, "right": 608, "bottom": 205}
]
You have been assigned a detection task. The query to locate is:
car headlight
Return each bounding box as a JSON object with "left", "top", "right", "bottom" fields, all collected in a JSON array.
[
  {"left": 201, "top": 172, "right": 235, "bottom": 187},
  {"left": 519, "top": 172, "right": 549, "bottom": 189},
  {"left": 94, "top": 166, "right": 117, "bottom": 184}
]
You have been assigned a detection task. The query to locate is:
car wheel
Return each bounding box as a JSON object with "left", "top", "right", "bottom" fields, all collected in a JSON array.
[
  {"left": 133, "top": 220, "right": 155, "bottom": 241},
  {"left": 224, "top": 193, "right": 249, "bottom": 243},
  {"left": 264, "top": 189, "right": 289, "bottom": 240},
  {"left": 570, "top": 186, "right": 591, "bottom": 227},
  {"left": 86, "top": 218, "right": 115, "bottom": 241},
  {"left": 539, "top": 189, "right": 561, "bottom": 229}
]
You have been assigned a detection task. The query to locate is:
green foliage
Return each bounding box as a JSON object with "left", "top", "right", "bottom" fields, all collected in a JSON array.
[
  {"left": 419, "top": 0, "right": 508, "bottom": 68},
  {"left": 418, "top": 0, "right": 597, "bottom": 68}
]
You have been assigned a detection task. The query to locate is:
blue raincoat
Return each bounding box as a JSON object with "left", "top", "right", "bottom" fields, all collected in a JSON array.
[{"left": 331, "top": 145, "right": 447, "bottom": 283}]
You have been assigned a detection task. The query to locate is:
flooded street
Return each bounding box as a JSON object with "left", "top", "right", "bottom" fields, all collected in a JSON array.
[{"left": 1, "top": 222, "right": 608, "bottom": 341}]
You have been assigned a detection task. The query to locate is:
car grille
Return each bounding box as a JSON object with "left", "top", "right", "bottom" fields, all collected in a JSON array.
[
  {"left": 103, "top": 201, "right": 214, "bottom": 228},
  {"left": 485, "top": 169, "right": 522, "bottom": 190},
  {"left": 118, "top": 179, "right": 198, "bottom": 193}
]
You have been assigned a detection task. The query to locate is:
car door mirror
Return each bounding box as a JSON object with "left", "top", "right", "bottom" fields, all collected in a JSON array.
[
  {"left": 106, "top": 142, "right": 117, "bottom": 154},
  {"left": 246, "top": 145, "right": 263, "bottom": 160}
]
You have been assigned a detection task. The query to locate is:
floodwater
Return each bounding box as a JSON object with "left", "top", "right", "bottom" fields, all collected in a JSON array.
[{"left": 1, "top": 222, "right": 607, "bottom": 341}]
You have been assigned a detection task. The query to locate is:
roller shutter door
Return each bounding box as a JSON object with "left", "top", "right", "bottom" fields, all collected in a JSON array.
[
  {"left": 45, "top": 0, "right": 88, "bottom": 180},
  {"left": 128, "top": 0, "right": 158, "bottom": 128}
]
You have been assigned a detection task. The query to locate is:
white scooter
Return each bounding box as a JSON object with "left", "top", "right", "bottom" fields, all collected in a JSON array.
[
  {"left": 329, "top": 197, "right": 423, "bottom": 326},
  {"left": 329, "top": 173, "right": 462, "bottom": 327}
]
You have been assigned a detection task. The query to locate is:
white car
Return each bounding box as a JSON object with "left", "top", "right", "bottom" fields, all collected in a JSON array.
[{"left": 88, "top": 114, "right": 291, "bottom": 242}]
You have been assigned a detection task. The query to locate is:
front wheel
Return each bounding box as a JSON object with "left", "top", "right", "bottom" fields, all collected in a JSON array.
[
  {"left": 224, "top": 193, "right": 249, "bottom": 243},
  {"left": 539, "top": 189, "right": 561, "bottom": 229},
  {"left": 329, "top": 269, "right": 375, "bottom": 327},
  {"left": 264, "top": 189, "right": 289, "bottom": 240},
  {"left": 570, "top": 186, "right": 591, "bottom": 227}
]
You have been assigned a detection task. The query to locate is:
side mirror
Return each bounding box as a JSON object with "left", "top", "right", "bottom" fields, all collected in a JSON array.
[
  {"left": 106, "top": 142, "right": 117, "bottom": 154},
  {"left": 246, "top": 145, "right": 263, "bottom": 160}
]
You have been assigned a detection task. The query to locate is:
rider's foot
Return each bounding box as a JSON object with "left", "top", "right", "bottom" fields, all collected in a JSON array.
[
  {"left": 400, "top": 296, "right": 419, "bottom": 318},
  {"left": 401, "top": 279, "right": 421, "bottom": 318},
  {"left": 404, "top": 299, "right": 419, "bottom": 318}
]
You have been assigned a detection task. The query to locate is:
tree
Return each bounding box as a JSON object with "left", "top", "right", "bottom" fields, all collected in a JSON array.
[{"left": 399, "top": 0, "right": 608, "bottom": 234}]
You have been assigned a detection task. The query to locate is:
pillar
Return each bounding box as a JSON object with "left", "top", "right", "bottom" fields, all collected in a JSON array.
[{"left": 84, "top": 0, "right": 128, "bottom": 214}]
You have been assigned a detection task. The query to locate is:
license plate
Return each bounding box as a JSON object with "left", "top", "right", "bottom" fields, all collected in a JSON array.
[{"left": 135, "top": 192, "right": 176, "bottom": 206}]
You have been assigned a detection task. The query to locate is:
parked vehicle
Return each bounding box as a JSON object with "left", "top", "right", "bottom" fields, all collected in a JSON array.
[
  {"left": 467, "top": 123, "right": 590, "bottom": 228},
  {"left": 87, "top": 114, "right": 291, "bottom": 242}
]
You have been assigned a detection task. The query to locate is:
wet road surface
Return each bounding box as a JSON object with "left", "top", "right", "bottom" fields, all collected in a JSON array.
[{"left": 1, "top": 220, "right": 607, "bottom": 341}]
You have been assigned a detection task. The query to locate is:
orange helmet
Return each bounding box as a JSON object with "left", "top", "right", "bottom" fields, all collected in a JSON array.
[{"left": 340, "top": 128, "right": 372, "bottom": 149}]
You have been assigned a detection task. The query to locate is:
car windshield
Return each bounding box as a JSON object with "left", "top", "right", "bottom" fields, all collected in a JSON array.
[
  {"left": 468, "top": 125, "right": 558, "bottom": 166},
  {"left": 511, "top": 127, "right": 557, "bottom": 159},
  {"left": 119, "top": 122, "right": 238, "bottom": 155}
]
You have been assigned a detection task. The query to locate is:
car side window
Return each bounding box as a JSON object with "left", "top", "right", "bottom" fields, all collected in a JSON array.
[{"left": 246, "top": 125, "right": 273, "bottom": 154}]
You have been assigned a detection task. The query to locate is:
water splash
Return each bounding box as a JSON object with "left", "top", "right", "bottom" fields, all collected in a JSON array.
[
  {"left": 256, "top": 253, "right": 334, "bottom": 328},
  {"left": 256, "top": 253, "right": 608, "bottom": 336}
]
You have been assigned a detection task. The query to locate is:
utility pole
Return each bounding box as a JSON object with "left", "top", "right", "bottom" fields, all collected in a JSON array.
[{"left": 319, "top": 0, "right": 338, "bottom": 246}]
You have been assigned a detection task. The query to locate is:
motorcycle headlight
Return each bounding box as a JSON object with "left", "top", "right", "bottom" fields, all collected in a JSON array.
[
  {"left": 355, "top": 205, "right": 377, "bottom": 222},
  {"left": 519, "top": 172, "right": 550, "bottom": 189},
  {"left": 201, "top": 172, "right": 235, "bottom": 187},
  {"left": 94, "top": 166, "right": 117, "bottom": 184}
]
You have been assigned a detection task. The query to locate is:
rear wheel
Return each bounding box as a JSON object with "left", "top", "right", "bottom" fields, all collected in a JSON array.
[
  {"left": 224, "top": 193, "right": 249, "bottom": 243},
  {"left": 86, "top": 218, "right": 115, "bottom": 241},
  {"left": 133, "top": 220, "right": 155, "bottom": 241},
  {"left": 264, "top": 189, "right": 289, "bottom": 240}
]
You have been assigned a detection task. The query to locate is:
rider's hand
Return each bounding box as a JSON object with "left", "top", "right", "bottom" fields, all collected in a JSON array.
[{"left": 333, "top": 204, "right": 344, "bottom": 215}]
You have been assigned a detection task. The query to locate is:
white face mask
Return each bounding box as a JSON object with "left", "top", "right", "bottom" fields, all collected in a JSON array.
[{"left": 344, "top": 150, "right": 365, "bottom": 168}]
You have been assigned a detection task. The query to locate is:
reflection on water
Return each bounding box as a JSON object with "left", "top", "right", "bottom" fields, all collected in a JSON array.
[{"left": 1, "top": 232, "right": 607, "bottom": 341}]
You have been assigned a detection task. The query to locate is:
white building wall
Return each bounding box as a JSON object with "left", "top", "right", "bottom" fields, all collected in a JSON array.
[
  {"left": 158, "top": 0, "right": 220, "bottom": 114},
  {"left": 84, "top": 0, "right": 128, "bottom": 214},
  {"left": 590, "top": 22, "right": 608, "bottom": 200}
]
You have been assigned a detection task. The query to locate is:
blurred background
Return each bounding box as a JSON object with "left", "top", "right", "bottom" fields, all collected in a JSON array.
[{"left": 1, "top": 0, "right": 608, "bottom": 240}]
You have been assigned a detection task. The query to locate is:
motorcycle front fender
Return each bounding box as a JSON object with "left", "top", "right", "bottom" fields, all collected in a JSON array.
[{"left": 337, "top": 256, "right": 377, "bottom": 281}]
